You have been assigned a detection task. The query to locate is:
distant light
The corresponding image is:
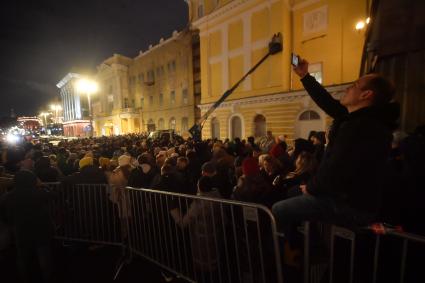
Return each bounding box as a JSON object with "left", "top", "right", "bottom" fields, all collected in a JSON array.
[
  {"left": 6, "top": 133, "right": 19, "bottom": 144},
  {"left": 355, "top": 21, "right": 366, "bottom": 30},
  {"left": 366, "top": 17, "right": 371, "bottom": 24},
  {"left": 76, "top": 79, "right": 98, "bottom": 94}
]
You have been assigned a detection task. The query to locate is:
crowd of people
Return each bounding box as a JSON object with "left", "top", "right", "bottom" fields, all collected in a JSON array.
[{"left": 1, "top": 58, "right": 425, "bottom": 282}]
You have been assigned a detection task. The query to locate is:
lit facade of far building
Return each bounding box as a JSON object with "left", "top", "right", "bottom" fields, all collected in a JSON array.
[
  {"left": 92, "top": 54, "right": 134, "bottom": 136},
  {"left": 56, "top": 73, "right": 91, "bottom": 137},
  {"left": 186, "top": 0, "right": 369, "bottom": 141},
  {"left": 92, "top": 30, "right": 197, "bottom": 137}
]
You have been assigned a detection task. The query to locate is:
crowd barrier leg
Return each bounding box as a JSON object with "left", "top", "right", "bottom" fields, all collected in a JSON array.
[
  {"left": 329, "top": 225, "right": 356, "bottom": 283},
  {"left": 303, "top": 221, "right": 310, "bottom": 283},
  {"left": 46, "top": 183, "right": 129, "bottom": 280},
  {"left": 301, "top": 221, "right": 329, "bottom": 283},
  {"left": 124, "top": 187, "right": 283, "bottom": 283}
]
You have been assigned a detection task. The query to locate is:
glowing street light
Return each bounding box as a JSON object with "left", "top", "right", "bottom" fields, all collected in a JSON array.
[
  {"left": 355, "top": 21, "right": 366, "bottom": 31},
  {"left": 355, "top": 17, "right": 371, "bottom": 31},
  {"left": 76, "top": 78, "right": 98, "bottom": 137}
]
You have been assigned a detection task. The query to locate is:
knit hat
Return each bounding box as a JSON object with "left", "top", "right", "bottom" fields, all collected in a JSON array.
[
  {"left": 118, "top": 155, "right": 131, "bottom": 167},
  {"left": 242, "top": 157, "right": 259, "bottom": 176},
  {"left": 79, "top": 157, "right": 93, "bottom": 169}
]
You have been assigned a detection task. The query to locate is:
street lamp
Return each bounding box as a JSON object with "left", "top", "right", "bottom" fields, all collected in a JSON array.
[
  {"left": 355, "top": 17, "right": 370, "bottom": 31},
  {"left": 76, "top": 78, "right": 98, "bottom": 137}
]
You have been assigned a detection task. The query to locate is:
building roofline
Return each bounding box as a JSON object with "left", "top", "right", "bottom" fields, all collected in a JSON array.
[{"left": 56, "top": 73, "right": 81, "bottom": 89}]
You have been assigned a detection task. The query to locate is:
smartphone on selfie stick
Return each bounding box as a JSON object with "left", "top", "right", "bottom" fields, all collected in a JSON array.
[{"left": 291, "top": 53, "right": 300, "bottom": 67}]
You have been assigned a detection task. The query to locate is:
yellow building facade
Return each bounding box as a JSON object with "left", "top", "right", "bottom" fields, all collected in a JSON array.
[
  {"left": 187, "top": 0, "right": 369, "bottom": 141},
  {"left": 92, "top": 31, "right": 196, "bottom": 137},
  {"left": 93, "top": 54, "right": 134, "bottom": 136}
]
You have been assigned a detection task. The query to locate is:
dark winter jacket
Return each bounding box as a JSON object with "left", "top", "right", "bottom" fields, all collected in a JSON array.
[
  {"left": 0, "top": 170, "right": 53, "bottom": 246},
  {"left": 63, "top": 165, "right": 108, "bottom": 185},
  {"left": 301, "top": 74, "right": 399, "bottom": 215}
]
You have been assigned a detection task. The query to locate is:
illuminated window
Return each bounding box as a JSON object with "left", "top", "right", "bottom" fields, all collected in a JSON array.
[
  {"left": 169, "top": 117, "right": 176, "bottom": 130},
  {"left": 159, "top": 93, "right": 164, "bottom": 107},
  {"left": 253, "top": 114, "right": 266, "bottom": 137},
  {"left": 211, "top": 117, "right": 220, "bottom": 139},
  {"left": 170, "top": 91, "right": 175, "bottom": 105},
  {"left": 198, "top": 3, "right": 204, "bottom": 18},
  {"left": 309, "top": 62, "right": 323, "bottom": 84},
  {"left": 138, "top": 73, "right": 144, "bottom": 84},
  {"left": 182, "top": 89, "right": 188, "bottom": 105},
  {"left": 158, "top": 118, "right": 164, "bottom": 130},
  {"left": 181, "top": 117, "right": 188, "bottom": 132},
  {"left": 299, "top": 110, "right": 321, "bottom": 120}
]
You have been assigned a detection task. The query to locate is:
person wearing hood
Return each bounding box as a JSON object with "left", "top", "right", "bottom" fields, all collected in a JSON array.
[
  {"left": 273, "top": 58, "right": 400, "bottom": 233},
  {"left": 0, "top": 170, "right": 54, "bottom": 283}
]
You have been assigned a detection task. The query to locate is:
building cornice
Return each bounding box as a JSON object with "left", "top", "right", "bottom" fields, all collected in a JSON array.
[
  {"left": 291, "top": 0, "right": 321, "bottom": 11},
  {"left": 192, "top": 0, "right": 280, "bottom": 31},
  {"left": 62, "top": 120, "right": 90, "bottom": 125},
  {"left": 135, "top": 30, "right": 187, "bottom": 59},
  {"left": 56, "top": 73, "right": 81, "bottom": 89},
  {"left": 197, "top": 83, "right": 348, "bottom": 111},
  {"left": 192, "top": 0, "right": 248, "bottom": 28}
]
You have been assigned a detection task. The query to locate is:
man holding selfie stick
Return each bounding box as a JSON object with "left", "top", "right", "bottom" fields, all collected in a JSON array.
[{"left": 272, "top": 56, "right": 400, "bottom": 237}]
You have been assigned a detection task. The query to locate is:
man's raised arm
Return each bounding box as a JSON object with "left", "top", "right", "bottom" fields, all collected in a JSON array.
[{"left": 293, "top": 58, "right": 347, "bottom": 119}]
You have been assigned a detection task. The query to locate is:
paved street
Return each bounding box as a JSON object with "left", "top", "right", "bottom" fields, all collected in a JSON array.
[{"left": 2, "top": 241, "right": 188, "bottom": 283}]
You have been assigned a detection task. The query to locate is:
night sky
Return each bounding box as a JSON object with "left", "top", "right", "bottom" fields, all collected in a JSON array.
[{"left": 0, "top": 0, "right": 188, "bottom": 117}]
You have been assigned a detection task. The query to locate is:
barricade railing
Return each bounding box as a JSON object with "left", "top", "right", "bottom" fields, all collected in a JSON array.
[
  {"left": 302, "top": 221, "right": 425, "bottom": 283},
  {"left": 123, "top": 187, "right": 284, "bottom": 283},
  {"left": 44, "top": 182, "right": 123, "bottom": 247}
]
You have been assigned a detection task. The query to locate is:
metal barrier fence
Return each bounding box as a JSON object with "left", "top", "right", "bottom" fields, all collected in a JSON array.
[
  {"left": 40, "top": 182, "right": 425, "bottom": 283},
  {"left": 123, "top": 187, "right": 284, "bottom": 283},
  {"left": 302, "top": 222, "right": 425, "bottom": 283},
  {"left": 45, "top": 182, "right": 123, "bottom": 246}
]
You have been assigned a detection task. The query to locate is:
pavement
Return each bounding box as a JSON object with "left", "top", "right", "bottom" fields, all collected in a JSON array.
[{"left": 1, "top": 241, "right": 189, "bottom": 283}]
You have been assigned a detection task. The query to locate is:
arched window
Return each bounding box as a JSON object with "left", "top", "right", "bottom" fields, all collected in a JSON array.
[
  {"left": 158, "top": 118, "right": 164, "bottom": 130},
  {"left": 169, "top": 117, "right": 176, "bottom": 130},
  {"left": 181, "top": 117, "right": 188, "bottom": 132},
  {"left": 299, "top": 110, "right": 321, "bottom": 120},
  {"left": 253, "top": 114, "right": 266, "bottom": 137},
  {"left": 230, "top": 116, "right": 242, "bottom": 140},
  {"left": 147, "top": 119, "right": 155, "bottom": 132},
  {"left": 211, "top": 117, "right": 220, "bottom": 139},
  {"left": 295, "top": 110, "right": 323, "bottom": 139}
]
